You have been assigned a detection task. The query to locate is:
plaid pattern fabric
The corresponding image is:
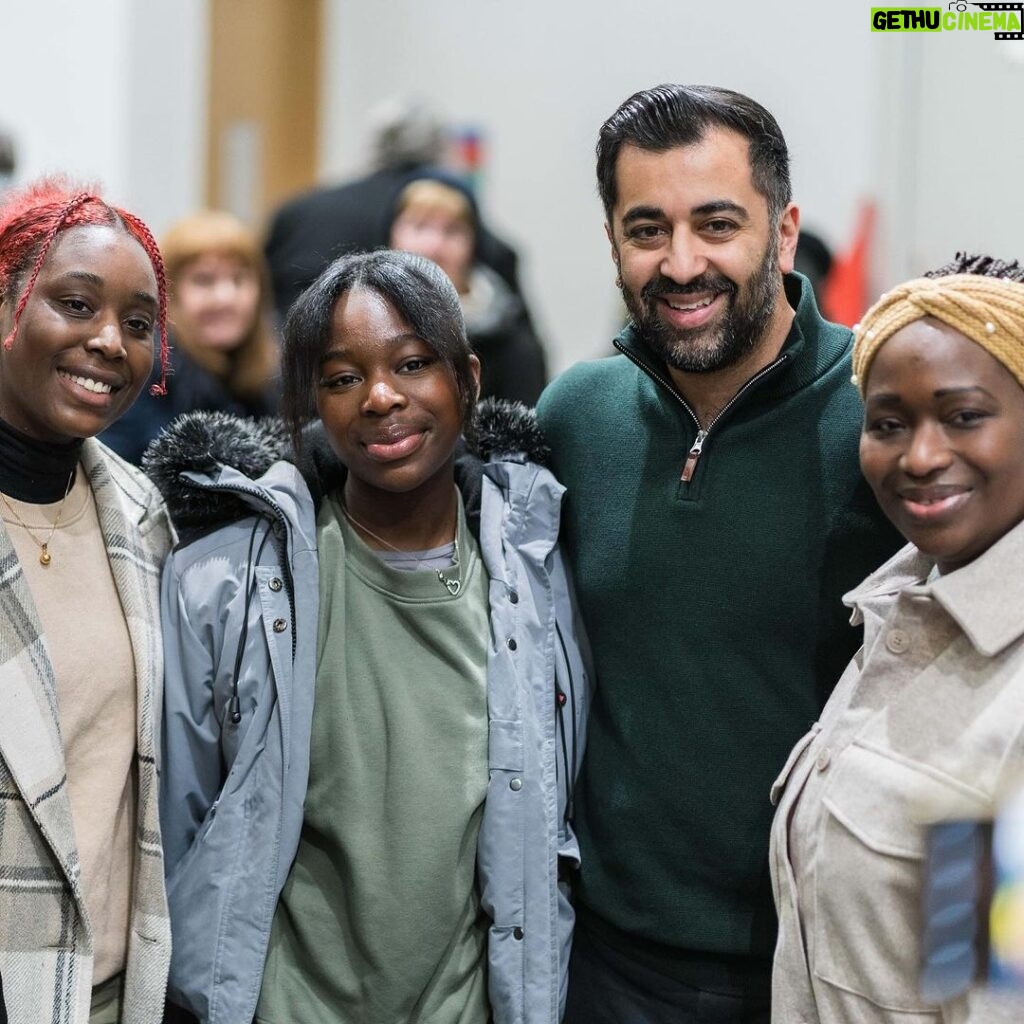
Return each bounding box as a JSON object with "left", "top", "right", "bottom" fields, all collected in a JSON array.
[{"left": 0, "top": 441, "right": 173, "bottom": 1024}]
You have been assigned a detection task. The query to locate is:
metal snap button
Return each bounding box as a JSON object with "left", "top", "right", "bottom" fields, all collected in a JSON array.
[
  {"left": 508, "top": 589, "right": 519, "bottom": 605},
  {"left": 269, "top": 577, "right": 283, "bottom": 592},
  {"left": 273, "top": 618, "right": 287, "bottom": 633},
  {"left": 509, "top": 778, "right": 522, "bottom": 791},
  {"left": 507, "top": 637, "right": 517, "bottom": 651}
]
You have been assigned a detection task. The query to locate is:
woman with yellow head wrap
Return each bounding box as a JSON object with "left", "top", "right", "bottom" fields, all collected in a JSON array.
[
  {"left": 852, "top": 254, "right": 1024, "bottom": 398},
  {"left": 770, "top": 254, "right": 1024, "bottom": 1023}
]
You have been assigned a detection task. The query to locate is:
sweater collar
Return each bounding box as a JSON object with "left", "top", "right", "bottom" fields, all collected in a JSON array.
[
  {"left": 0, "top": 416, "right": 83, "bottom": 502},
  {"left": 845, "top": 517, "right": 1024, "bottom": 658},
  {"left": 613, "top": 272, "right": 852, "bottom": 405}
]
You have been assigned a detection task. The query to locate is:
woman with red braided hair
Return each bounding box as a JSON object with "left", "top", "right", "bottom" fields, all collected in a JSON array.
[
  {"left": 769, "top": 254, "right": 1024, "bottom": 1023},
  {"left": 0, "top": 178, "right": 173, "bottom": 1024}
]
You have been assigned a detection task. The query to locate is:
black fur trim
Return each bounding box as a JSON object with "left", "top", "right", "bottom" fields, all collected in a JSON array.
[
  {"left": 143, "top": 412, "right": 289, "bottom": 530},
  {"left": 293, "top": 420, "right": 346, "bottom": 510},
  {"left": 144, "top": 399, "right": 547, "bottom": 531},
  {"left": 471, "top": 398, "right": 549, "bottom": 464}
]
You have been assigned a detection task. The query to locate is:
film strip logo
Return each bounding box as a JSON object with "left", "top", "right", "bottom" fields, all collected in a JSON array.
[{"left": 973, "top": 2, "right": 1024, "bottom": 38}]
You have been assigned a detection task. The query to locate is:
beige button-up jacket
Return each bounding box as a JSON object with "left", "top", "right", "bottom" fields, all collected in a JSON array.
[
  {"left": 770, "top": 518, "right": 1024, "bottom": 1024},
  {"left": 0, "top": 441, "right": 173, "bottom": 1024}
]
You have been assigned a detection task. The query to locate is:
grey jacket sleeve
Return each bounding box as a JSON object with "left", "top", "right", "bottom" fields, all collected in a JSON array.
[
  {"left": 159, "top": 553, "right": 226, "bottom": 877},
  {"left": 548, "top": 540, "right": 593, "bottom": 1020}
]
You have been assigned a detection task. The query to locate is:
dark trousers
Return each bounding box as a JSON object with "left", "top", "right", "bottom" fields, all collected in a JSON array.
[
  {"left": 163, "top": 1002, "right": 199, "bottom": 1024},
  {"left": 564, "top": 921, "right": 771, "bottom": 1024}
]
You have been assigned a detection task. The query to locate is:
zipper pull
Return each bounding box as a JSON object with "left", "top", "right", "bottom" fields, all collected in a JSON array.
[{"left": 680, "top": 430, "right": 707, "bottom": 482}]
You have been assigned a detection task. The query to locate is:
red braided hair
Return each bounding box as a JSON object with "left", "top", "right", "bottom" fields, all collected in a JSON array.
[
  {"left": 0, "top": 177, "right": 171, "bottom": 395},
  {"left": 117, "top": 211, "right": 171, "bottom": 395}
]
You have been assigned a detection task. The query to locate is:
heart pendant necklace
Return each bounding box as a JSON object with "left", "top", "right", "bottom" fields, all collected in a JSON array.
[{"left": 342, "top": 505, "right": 461, "bottom": 596}]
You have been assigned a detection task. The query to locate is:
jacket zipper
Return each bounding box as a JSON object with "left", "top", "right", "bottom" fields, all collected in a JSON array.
[
  {"left": 680, "top": 430, "right": 707, "bottom": 483},
  {"left": 614, "top": 340, "right": 790, "bottom": 483}
]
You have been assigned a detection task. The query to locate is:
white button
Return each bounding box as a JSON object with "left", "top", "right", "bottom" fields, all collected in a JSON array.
[
  {"left": 886, "top": 629, "right": 909, "bottom": 654},
  {"left": 815, "top": 749, "right": 831, "bottom": 772}
]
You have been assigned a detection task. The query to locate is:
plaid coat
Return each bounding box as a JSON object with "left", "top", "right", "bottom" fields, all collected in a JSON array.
[{"left": 0, "top": 440, "right": 172, "bottom": 1024}]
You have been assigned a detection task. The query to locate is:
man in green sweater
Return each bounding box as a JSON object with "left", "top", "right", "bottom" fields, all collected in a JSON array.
[{"left": 537, "top": 84, "right": 902, "bottom": 1023}]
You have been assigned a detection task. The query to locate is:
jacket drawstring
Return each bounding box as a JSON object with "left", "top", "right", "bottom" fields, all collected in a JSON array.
[{"left": 555, "top": 620, "right": 578, "bottom": 825}]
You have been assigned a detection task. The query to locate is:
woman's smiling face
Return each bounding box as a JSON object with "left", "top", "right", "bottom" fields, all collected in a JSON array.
[
  {"left": 0, "top": 224, "right": 158, "bottom": 443},
  {"left": 316, "top": 285, "right": 478, "bottom": 500},
  {"left": 859, "top": 316, "right": 1024, "bottom": 574},
  {"left": 173, "top": 252, "right": 261, "bottom": 353}
]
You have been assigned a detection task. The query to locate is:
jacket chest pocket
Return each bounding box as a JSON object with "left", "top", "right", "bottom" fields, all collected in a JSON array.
[{"left": 813, "top": 742, "right": 973, "bottom": 1015}]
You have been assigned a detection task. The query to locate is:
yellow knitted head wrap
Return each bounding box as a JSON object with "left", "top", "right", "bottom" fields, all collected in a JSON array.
[{"left": 851, "top": 273, "right": 1024, "bottom": 396}]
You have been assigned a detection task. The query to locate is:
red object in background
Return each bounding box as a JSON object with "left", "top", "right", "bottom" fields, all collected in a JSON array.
[
  {"left": 822, "top": 202, "right": 876, "bottom": 327},
  {"left": 456, "top": 128, "right": 482, "bottom": 172},
  {"left": 450, "top": 126, "right": 484, "bottom": 194}
]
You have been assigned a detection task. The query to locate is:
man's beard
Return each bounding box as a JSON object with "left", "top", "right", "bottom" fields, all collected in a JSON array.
[{"left": 621, "top": 238, "right": 780, "bottom": 374}]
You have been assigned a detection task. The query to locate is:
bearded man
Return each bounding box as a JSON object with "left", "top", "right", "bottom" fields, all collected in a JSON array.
[{"left": 537, "top": 85, "right": 902, "bottom": 1024}]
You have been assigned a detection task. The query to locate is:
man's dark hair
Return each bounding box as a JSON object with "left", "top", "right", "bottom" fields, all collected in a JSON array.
[
  {"left": 596, "top": 84, "right": 792, "bottom": 225},
  {"left": 282, "top": 249, "right": 476, "bottom": 451}
]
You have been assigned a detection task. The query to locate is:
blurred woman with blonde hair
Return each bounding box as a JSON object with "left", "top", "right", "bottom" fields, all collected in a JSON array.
[
  {"left": 102, "top": 210, "right": 279, "bottom": 463},
  {"left": 388, "top": 173, "right": 548, "bottom": 407}
]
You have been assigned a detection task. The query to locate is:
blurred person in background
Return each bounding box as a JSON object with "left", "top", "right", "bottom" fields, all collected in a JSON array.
[
  {"left": 771, "top": 254, "right": 1024, "bottom": 1023},
  {"left": 0, "top": 177, "right": 173, "bottom": 1024},
  {"left": 389, "top": 173, "right": 547, "bottom": 406},
  {"left": 793, "top": 228, "right": 833, "bottom": 308},
  {"left": 264, "top": 97, "right": 522, "bottom": 322},
  {"left": 102, "top": 210, "right": 279, "bottom": 465},
  {"left": 0, "top": 130, "right": 15, "bottom": 194}
]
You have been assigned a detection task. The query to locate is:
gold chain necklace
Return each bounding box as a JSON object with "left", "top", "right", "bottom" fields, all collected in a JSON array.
[
  {"left": 0, "top": 470, "right": 76, "bottom": 567},
  {"left": 341, "top": 505, "right": 462, "bottom": 596}
]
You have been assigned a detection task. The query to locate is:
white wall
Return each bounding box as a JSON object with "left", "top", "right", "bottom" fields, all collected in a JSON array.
[
  {"left": 124, "top": 0, "right": 209, "bottom": 237},
  {"left": 322, "top": 0, "right": 879, "bottom": 370},
  {"left": 0, "top": 0, "right": 207, "bottom": 237},
  {"left": 3, "top": 1, "right": 1022, "bottom": 358},
  {"left": 870, "top": 31, "right": 1024, "bottom": 293},
  {"left": 0, "top": 0, "right": 133, "bottom": 198}
]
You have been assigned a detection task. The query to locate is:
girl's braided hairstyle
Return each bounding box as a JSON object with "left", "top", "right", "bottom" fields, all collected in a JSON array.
[{"left": 0, "top": 177, "right": 170, "bottom": 394}]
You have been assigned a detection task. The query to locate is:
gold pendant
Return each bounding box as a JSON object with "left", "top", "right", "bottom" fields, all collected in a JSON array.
[{"left": 39, "top": 546, "right": 51, "bottom": 567}]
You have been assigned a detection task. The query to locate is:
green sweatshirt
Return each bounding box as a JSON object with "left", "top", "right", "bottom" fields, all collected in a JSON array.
[{"left": 537, "top": 275, "right": 902, "bottom": 972}]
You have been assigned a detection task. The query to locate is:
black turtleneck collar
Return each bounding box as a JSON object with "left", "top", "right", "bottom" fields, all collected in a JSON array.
[{"left": 0, "top": 418, "right": 83, "bottom": 502}]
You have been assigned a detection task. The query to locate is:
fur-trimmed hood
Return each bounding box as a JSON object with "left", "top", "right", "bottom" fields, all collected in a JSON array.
[{"left": 143, "top": 397, "right": 549, "bottom": 533}]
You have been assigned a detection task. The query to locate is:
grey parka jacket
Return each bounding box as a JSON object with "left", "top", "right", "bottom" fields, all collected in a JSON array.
[{"left": 146, "top": 403, "right": 591, "bottom": 1024}]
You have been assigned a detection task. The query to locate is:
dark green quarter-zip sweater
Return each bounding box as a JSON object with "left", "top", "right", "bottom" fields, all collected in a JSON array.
[{"left": 537, "top": 274, "right": 903, "bottom": 974}]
